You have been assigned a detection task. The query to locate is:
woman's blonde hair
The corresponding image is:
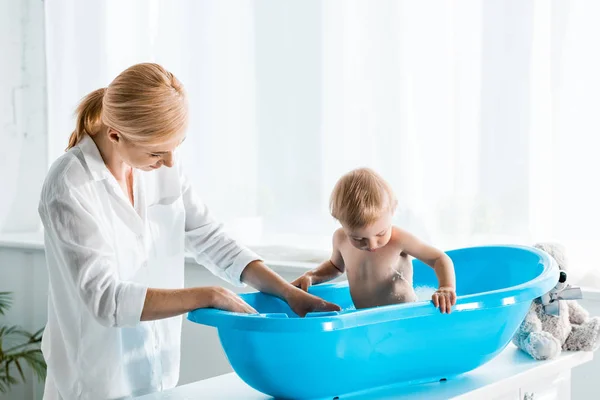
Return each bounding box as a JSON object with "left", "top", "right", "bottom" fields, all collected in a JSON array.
[
  {"left": 66, "top": 63, "right": 188, "bottom": 150},
  {"left": 330, "top": 167, "right": 397, "bottom": 229}
]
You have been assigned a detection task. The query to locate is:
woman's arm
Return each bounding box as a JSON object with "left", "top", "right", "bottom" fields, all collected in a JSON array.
[
  {"left": 41, "top": 191, "right": 149, "bottom": 327},
  {"left": 41, "top": 188, "right": 257, "bottom": 328},
  {"left": 241, "top": 260, "right": 341, "bottom": 317},
  {"left": 180, "top": 170, "right": 262, "bottom": 287},
  {"left": 141, "top": 260, "right": 343, "bottom": 320},
  {"left": 179, "top": 170, "right": 340, "bottom": 316},
  {"left": 141, "top": 286, "right": 257, "bottom": 321}
]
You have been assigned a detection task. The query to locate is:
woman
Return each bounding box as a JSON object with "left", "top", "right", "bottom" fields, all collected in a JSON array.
[{"left": 38, "top": 63, "right": 339, "bottom": 399}]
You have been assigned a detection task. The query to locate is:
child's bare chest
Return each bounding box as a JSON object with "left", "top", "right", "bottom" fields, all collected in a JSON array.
[
  {"left": 342, "top": 246, "right": 416, "bottom": 308},
  {"left": 344, "top": 247, "right": 411, "bottom": 279}
]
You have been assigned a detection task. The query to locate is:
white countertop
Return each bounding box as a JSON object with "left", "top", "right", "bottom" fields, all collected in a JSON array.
[
  {"left": 133, "top": 345, "right": 592, "bottom": 400},
  {"left": 0, "top": 231, "right": 45, "bottom": 251}
]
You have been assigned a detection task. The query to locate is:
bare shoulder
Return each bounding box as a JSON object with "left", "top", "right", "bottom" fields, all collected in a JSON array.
[
  {"left": 392, "top": 225, "right": 429, "bottom": 242},
  {"left": 330, "top": 228, "right": 348, "bottom": 270},
  {"left": 389, "top": 226, "right": 425, "bottom": 256},
  {"left": 332, "top": 228, "right": 348, "bottom": 249},
  {"left": 391, "top": 226, "right": 447, "bottom": 263},
  {"left": 389, "top": 226, "right": 413, "bottom": 246}
]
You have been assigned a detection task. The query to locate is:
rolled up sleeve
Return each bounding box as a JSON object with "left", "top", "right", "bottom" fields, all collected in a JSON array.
[
  {"left": 41, "top": 191, "right": 147, "bottom": 328},
  {"left": 181, "top": 172, "right": 261, "bottom": 286}
]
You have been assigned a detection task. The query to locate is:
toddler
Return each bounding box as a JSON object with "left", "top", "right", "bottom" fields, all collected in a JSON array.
[{"left": 292, "top": 168, "right": 457, "bottom": 313}]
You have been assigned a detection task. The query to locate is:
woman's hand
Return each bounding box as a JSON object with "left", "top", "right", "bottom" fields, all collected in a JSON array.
[
  {"left": 239, "top": 260, "right": 340, "bottom": 317},
  {"left": 141, "top": 286, "right": 256, "bottom": 321},
  {"left": 290, "top": 273, "right": 314, "bottom": 292},
  {"left": 206, "top": 286, "right": 258, "bottom": 314},
  {"left": 432, "top": 286, "right": 457, "bottom": 314},
  {"left": 285, "top": 287, "right": 341, "bottom": 317}
]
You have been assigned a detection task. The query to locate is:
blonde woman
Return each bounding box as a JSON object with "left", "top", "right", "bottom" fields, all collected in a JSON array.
[{"left": 38, "top": 63, "right": 339, "bottom": 400}]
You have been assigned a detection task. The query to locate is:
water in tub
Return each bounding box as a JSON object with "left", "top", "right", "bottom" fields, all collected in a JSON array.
[
  {"left": 340, "top": 285, "right": 436, "bottom": 312},
  {"left": 414, "top": 285, "right": 437, "bottom": 301}
]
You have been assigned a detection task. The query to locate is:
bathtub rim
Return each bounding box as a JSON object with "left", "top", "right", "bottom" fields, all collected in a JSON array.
[{"left": 187, "top": 245, "right": 559, "bottom": 332}]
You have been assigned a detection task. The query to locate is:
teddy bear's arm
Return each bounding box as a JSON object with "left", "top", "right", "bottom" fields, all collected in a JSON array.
[{"left": 567, "top": 300, "right": 589, "bottom": 325}]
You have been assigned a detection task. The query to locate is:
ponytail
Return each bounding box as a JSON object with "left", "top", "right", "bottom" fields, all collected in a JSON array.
[
  {"left": 66, "top": 88, "right": 106, "bottom": 151},
  {"left": 65, "top": 63, "right": 188, "bottom": 152}
]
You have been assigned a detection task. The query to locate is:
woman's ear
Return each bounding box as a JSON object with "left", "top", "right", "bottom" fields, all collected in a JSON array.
[{"left": 107, "top": 128, "right": 121, "bottom": 144}]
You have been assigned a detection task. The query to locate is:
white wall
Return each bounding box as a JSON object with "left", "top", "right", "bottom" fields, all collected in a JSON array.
[{"left": 0, "top": 0, "right": 47, "bottom": 234}]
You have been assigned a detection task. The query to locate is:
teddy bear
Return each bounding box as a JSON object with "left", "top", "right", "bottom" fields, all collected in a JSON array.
[{"left": 512, "top": 242, "right": 600, "bottom": 360}]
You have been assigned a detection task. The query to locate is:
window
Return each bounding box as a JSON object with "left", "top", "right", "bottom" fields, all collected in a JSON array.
[{"left": 45, "top": 1, "right": 600, "bottom": 283}]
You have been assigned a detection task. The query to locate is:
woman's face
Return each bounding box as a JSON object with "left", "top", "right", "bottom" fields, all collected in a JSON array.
[{"left": 109, "top": 129, "right": 186, "bottom": 171}]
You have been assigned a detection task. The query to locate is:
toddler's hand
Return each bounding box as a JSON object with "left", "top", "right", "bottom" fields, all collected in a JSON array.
[
  {"left": 432, "top": 287, "right": 457, "bottom": 314},
  {"left": 291, "top": 273, "right": 313, "bottom": 292}
]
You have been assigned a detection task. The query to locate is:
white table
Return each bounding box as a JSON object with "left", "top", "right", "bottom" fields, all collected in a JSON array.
[{"left": 134, "top": 344, "right": 593, "bottom": 400}]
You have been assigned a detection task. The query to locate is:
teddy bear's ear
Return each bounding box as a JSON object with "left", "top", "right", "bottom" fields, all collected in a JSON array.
[{"left": 534, "top": 242, "right": 568, "bottom": 271}]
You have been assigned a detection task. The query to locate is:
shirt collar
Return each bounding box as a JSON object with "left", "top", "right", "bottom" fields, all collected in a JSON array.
[{"left": 77, "top": 134, "right": 112, "bottom": 181}]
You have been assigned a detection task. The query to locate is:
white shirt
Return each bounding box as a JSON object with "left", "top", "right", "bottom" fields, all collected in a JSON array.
[{"left": 38, "top": 135, "right": 260, "bottom": 400}]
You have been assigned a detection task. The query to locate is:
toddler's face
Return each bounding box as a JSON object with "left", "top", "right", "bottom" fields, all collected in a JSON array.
[{"left": 343, "top": 211, "right": 393, "bottom": 252}]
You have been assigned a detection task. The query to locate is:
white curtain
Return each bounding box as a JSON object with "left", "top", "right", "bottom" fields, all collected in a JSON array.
[
  {"left": 547, "top": 0, "right": 600, "bottom": 286},
  {"left": 45, "top": 0, "right": 600, "bottom": 285}
]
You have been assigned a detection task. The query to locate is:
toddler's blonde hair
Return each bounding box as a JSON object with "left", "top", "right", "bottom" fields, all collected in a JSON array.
[{"left": 329, "top": 167, "right": 397, "bottom": 229}]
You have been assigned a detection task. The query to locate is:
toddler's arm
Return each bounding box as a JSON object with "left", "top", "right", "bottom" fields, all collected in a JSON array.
[
  {"left": 291, "top": 230, "right": 345, "bottom": 291},
  {"left": 292, "top": 260, "right": 344, "bottom": 291},
  {"left": 395, "top": 227, "right": 456, "bottom": 313}
]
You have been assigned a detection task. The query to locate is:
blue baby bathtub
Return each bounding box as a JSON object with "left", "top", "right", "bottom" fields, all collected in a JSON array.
[{"left": 188, "top": 245, "right": 559, "bottom": 399}]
